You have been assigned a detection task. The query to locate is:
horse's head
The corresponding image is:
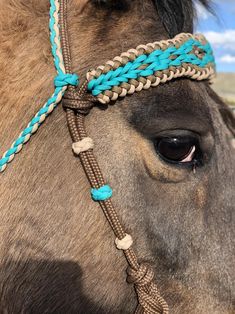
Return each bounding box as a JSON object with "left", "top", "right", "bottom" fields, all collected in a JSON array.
[
  {"left": 69, "top": 0, "right": 235, "bottom": 312},
  {"left": 0, "top": 0, "right": 234, "bottom": 313}
]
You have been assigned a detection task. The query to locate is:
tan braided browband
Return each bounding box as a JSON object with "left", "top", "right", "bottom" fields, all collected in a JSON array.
[{"left": 86, "top": 33, "right": 215, "bottom": 104}]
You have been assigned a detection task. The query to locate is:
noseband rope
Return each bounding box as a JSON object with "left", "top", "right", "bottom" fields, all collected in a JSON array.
[{"left": 0, "top": 0, "right": 216, "bottom": 313}]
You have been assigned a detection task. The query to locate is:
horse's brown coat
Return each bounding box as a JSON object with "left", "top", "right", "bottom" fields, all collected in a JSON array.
[{"left": 0, "top": 0, "right": 234, "bottom": 313}]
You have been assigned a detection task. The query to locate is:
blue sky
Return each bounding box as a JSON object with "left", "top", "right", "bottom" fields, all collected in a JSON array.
[{"left": 195, "top": 0, "right": 235, "bottom": 72}]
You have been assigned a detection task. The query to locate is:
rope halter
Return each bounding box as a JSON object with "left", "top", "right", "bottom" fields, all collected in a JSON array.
[
  {"left": 0, "top": 0, "right": 216, "bottom": 313},
  {"left": 57, "top": 1, "right": 215, "bottom": 311},
  {"left": 0, "top": 6, "right": 215, "bottom": 172}
]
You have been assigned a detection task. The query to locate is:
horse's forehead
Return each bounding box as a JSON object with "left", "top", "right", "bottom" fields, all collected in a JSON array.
[
  {"left": 128, "top": 80, "right": 214, "bottom": 134},
  {"left": 65, "top": 2, "right": 169, "bottom": 81},
  {"left": 74, "top": 0, "right": 89, "bottom": 11}
]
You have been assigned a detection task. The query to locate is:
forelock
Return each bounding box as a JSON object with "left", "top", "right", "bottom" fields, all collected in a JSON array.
[
  {"left": 152, "top": 0, "right": 212, "bottom": 36},
  {"left": 92, "top": 0, "right": 212, "bottom": 37}
]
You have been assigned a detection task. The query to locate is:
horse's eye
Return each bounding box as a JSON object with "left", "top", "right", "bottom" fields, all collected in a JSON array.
[{"left": 154, "top": 136, "right": 202, "bottom": 166}]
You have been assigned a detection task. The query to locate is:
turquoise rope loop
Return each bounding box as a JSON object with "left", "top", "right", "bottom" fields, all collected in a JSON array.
[
  {"left": 54, "top": 73, "right": 79, "bottom": 87},
  {"left": 91, "top": 185, "right": 113, "bottom": 201},
  {"left": 87, "top": 37, "right": 215, "bottom": 96}
]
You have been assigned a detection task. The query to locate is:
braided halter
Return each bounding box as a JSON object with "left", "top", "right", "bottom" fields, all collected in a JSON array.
[
  {"left": 0, "top": 0, "right": 216, "bottom": 313},
  {"left": 86, "top": 33, "right": 215, "bottom": 104},
  {"left": 0, "top": 2, "right": 215, "bottom": 173}
]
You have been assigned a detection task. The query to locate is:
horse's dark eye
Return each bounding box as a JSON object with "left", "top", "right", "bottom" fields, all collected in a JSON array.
[{"left": 154, "top": 136, "right": 202, "bottom": 165}]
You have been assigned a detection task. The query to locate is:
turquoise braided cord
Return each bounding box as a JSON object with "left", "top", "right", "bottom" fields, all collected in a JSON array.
[
  {"left": 87, "top": 38, "right": 215, "bottom": 96},
  {"left": 49, "top": 0, "right": 65, "bottom": 75},
  {"left": 0, "top": 0, "right": 78, "bottom": 172},
  {"left": 91, "top": 185, "right": 113, "bottom": 201}
]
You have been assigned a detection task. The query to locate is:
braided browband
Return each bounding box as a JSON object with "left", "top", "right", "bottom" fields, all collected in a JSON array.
[
  {"left": 0, "top": 4, "right": 216, "bottom": 174},
  {"left": 86, "top": 33, "right": 215, "bottom": 104}
]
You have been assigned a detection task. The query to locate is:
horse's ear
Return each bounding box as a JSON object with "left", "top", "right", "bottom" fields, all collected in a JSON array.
[
  {"left": 153, "top": 0, "right": 193, "bottom": 36},
  {"left": 207, "top": 85, "right": 235, "bottom": 137},
  {"left": 153, "top": 0, "right": 212, "bottom": 37}
]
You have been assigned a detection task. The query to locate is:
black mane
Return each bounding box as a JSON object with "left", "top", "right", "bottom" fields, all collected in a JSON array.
[
  {"left": 93, "top": 0, "right": 212, "bottom": 37},
  {"left": 153, "top": 0, "right": 212, "bottom": 36}
]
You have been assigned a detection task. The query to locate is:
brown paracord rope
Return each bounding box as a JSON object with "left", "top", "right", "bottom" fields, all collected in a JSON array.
[{"left": 59, "top": 1, "right": 169, "bottom": 313}]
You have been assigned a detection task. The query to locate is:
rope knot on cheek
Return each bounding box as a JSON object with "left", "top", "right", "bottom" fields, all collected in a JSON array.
[
  {"left": 115, "top": 233, "right": 133, "bottom": 250},
  {"left": 62, "top": 81, "right": 96, "bottom": 114},
  {"left": 54, "top": 73, "right": 79, "bottom": 87},
  {"left": 72, "top": 137, "right": 94, "bottom": 155},
  {"left": 127, "top": 264, "right": 169, "bottom": 314},
  {"left": 91, "top": 185, "right": 113, "bottom": 201}
]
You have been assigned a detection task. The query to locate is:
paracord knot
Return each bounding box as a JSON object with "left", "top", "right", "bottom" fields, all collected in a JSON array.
[
  {"left": 127, "top": 264, "right": 169, "bottom": 314},
  {"left": 91, "top": 185, "right": 113, "bottom": 201},
  {"left": 54, "top": 73, "right": 79, "bottom": 87},
  {"left": 72, "top": 137, "right": 94, "bottom": 155},
  {"left": 62, "top": 87, "right": 95, "bottom": 115},
  {"left": 127, "top": 263, "right": 154, "bottom": 287},
  {"left": 115, "top": 233, "right": 133, "bottom": 250}
]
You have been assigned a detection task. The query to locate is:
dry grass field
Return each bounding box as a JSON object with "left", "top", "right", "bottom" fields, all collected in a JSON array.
[{"left": 212, "top": 73, "right": 235, "bottom": 108}]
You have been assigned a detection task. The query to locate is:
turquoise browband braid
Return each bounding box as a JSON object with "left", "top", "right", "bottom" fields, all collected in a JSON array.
[
  {"left": 86, "top": 33, "right": 215, "bottom": 104},
  {"left": 88, "top": 37, "right": 214, "bottom": 95},
  {"left": 0, "top": 0, "right": 216, "bottom": 173}
]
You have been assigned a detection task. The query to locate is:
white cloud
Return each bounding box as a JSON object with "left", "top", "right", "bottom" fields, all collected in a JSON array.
[
  {"left": 203, "top": 29, "right": 235, "bottom": 51},
  {"left": 220, "top": 54, "right": 235, "bottom": 63},
  {"left": 195, "top": 2, "right": 211, "bottom": 20},
  {"left": 215, "top": 0, "right": 235, "bottom": 2}
]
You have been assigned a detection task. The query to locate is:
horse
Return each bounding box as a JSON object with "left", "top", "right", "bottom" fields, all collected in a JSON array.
[{"left": 0, "top": 0, "right": 234, "bottom": 313}]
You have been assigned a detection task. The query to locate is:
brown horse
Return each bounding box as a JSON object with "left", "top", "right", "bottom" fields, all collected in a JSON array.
[{"left": 0, "top": 0, "right": 234, "bottom": 313}]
